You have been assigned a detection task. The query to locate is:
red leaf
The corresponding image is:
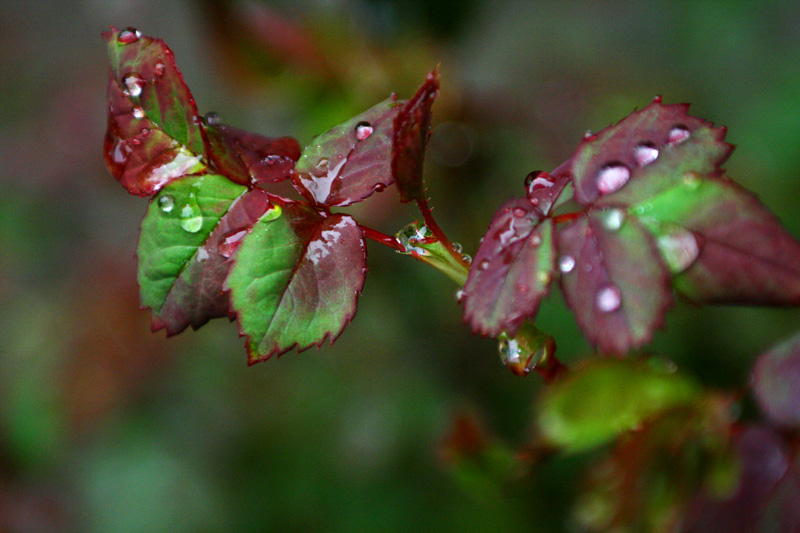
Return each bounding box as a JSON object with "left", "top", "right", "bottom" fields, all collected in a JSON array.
[
  {"left": 556, "top": 211, "right": 672, "bottom": 354},
  {"left": 462, "top": 199, "right": 555, "bottom": 337},
  {"left": 752, "top": 332, "right": 800, "bottom": 428},
  {"left": 392, "top": 68, "right": 440, "bottom": 202},
  {"left": 203, "top": 121, "right": 300, "bottom": 186},
  {"left": 102, "top": 27, "right": 205, "bottom": 195}
]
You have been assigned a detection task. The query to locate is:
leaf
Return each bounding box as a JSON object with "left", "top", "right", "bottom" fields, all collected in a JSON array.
[
  {"left": 225, "top": 204, "right": 367, "bottom": 363},
  {"left": 292, "top": 97, "right": 403, "bottom": 206},
  {"left": 203, "top": 121, "right": 301, "bottom": 186},
  {"left": 633, "top": 176, "right": 800, "bottom": 305},
  {"left": 537, "top": 359, "right": 700, "bottom": 452},
  {"left": 524, "top": 170, "right": 571, "bottom": 217},
  {"left": 556, "top": 210, "right": 672, "bottom": 355},
  {"left": 752, "top": 332, "right": 800, "bottom": 428},
  {"left": 462, "top": 199, "right": 555, "bottom": 338},
  {"left": 553, "top": 100, "right": 731, "bottom": 206},
  {"left": 102, "top": 27, "right": 206, "bottom": 195},
  {"left": 138, "top": 174, "right": 274, "bottom": 335},
  {"left": 393, "top": 68, "right": 440, "bottom": 202}
]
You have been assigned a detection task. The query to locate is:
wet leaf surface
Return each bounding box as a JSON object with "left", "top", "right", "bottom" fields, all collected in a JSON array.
[
  {"left": 463, "top": 199, "right": 554, "bottom": 338},
  {"left": 225, "top": 204, "right": 367, "bottom": 363},
  {"left": 292, "top": 97, "right": 402, "bottom": 206}
]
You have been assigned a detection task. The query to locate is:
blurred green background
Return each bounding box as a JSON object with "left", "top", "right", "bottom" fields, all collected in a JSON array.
[{"left": 1, "top": 1, "right": 799, "bottom": 530}]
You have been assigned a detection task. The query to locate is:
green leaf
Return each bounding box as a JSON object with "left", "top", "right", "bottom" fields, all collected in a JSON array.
[
  {"left": 225, "top": 204, "right": 367, "bottom": 363},
  {"left": 537, "top": 359, "right": 700, "bottom": 452},
  {"left": 137, "top": 174, "right": 251, "bottom": 332}
]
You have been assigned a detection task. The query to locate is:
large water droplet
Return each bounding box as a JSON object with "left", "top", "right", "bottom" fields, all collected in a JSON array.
[
  {"left": 559, "top": 255, "right": 576, "bottom": 273},
  {"left": 158, "top": 194, "right": 175, "bottom": 212},
  {"left": 354, "top": 121, "right": 373, "bottom": 141},
  {"left": 461, "top": 253, "right": 472, "bottom": 264},
  {"left": 596, "top": 285, "right": 622, "bottom": 313},
  {"left": 132, "top": 106, "right": 145, "bottom": 119},
  {"left": 657, "top": 227, "right": 700, "bottom": 273},
  {"left": 525, "top": 170, "right": 555, "bottom": 191},
  {"left": 117, "top": 28, "right": 142, "bottom": 44},
  {"left": 396, "top": 222, "right": 431, "bottom": 255},
  {"left": 596, "top": 163, "right": 630, "bottom": 195},
  {"left": 179, "top": 194, "right": 203, "bottom": 233},
  {"left": 455, "top": 289, "right": 464, "bottom": 302},
  {"left": 499, "top": 336, "right": 524, "bottom": 368},
  {"left": 633, "top": 142, "right": 659, "bottom": 166},
  {"left": 121, "top": 73, "right": 144, "bottom": 97},
  {"left": 452, "top": 242, "right": 463, "bottom": 254},
  {"left": 602, "top": 208, "right": 626, "bottom": 231},
  {"left": 218, "top": 229, "right": 248, "bottom": 258},
  {"left": 668, "top": 125, "right": 690, "bottom": 145}
]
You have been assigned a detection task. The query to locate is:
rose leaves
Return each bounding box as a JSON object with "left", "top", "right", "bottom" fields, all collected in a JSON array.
[
  {"left": 464, "top": 100, "right": 800, "bottom": 355},
  {"left": 104, "top": 27, "right": 440, "bottom": 362}
]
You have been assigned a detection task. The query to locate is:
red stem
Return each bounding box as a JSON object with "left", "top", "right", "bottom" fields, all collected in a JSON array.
[
  {"left": 416, "top": 197, "right": 472, "bottom": 269},
  {"left": 360, "top": 225, "right": 405, "bottom": 252},
  {"left": 551, "top": 211, "right": 584, "bottom": 225}
]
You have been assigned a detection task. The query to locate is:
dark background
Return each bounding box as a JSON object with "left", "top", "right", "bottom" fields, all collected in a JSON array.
[{"left": 1, "top": 1, "right": 799, "bottom": 530}]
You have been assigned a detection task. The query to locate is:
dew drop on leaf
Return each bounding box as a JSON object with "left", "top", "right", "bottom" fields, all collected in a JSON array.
[
  {"left": 529, "top": 234, "right": 542, "bottom": 247},
  {"left": 154, "top": 62, "right": 166, "bottom": 77},
  {"left": 261, "top": 204, "right": 282, "bottom": 223},
  {"left": 667, "top": 125, "right": 691, "bottom": 145},
  {"left": 633, "top": 142, "right": 659, "bottom": 166},
  {"left": 602, "top": 208, "right": 626, "bottom": 231},
  {"left": 595, "top": 285, "right": 622, "bottom": 313},
  {"left": 682, "top": 172, "right": 702, "bottom": 191},
  {"left": 204, "top": 111, "right": 220, "bottom": 125},
  {"left": 117, "top": 28, "right": 141, "bottom": 44},
  {"left": 455, "top": 289, "right": 465, "bottom": 302},
  {"left": 354, "top": 121, "right": 373, "bottom": 141},
  {"left": 121, "top": 73, "right": 144, "bottom": 97},
  {"left": 583, "top": 130, "right": 597, "bottom": 141},
  {"left": 513, "top": 207, "right": 527, "bottom": 217},
  {"left": 461, "top": 253, "right": 472, "bottom": 264},
  {"left": 656, "top": 227, "right": 701, "bottom": 274},
  {"left": 179, "top": 194, "right": 203, "bottom": 233},
  {"left": 479, "top": 259, "right": 490, "bottom": 271},
  {"left": 158, "top": 195, "right": 175, "bottom": 213},
  {"left": 499, "top": 336, "right": 524, "bottom": 368},
  {"left": 132, "top": 107, "right": 145, "bottom": 119},
  {"left": 559, "top": 255, "right": 576, "bottom": 273},
  {"left": 596, "top": 163, "right": 630, "bottom": 195},
  {"left": 525, "top": 170, "right": 555, "bottom": 191}
]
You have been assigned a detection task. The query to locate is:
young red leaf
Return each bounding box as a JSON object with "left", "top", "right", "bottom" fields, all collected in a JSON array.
[
  {"left": 553, "top": 100, "right": 731, "bottom": 206},
  {"left": 633, "top": 176, "right": 800, "bottom": 305},
  {"left": 556, "top": 211, "right": 672, "bottom": 355},
  {"left": 524, "top": 170, "right": 571, "bottom": 217},
  {"left": 103, "top": 27, "right": 206, "bottom": 195},
  {"left": 752, "top": 332, "right": 800, "bottom": 428},
  {"left": 462, "top": 199, "right": 555, "bottom": 338},
  {"left": 138, "top": 174, "right": 274, "bottom": 335},
  {"left": 393, "top": 68, "right": 440, "bottom": 203},
  {"left": 292, "top": 97, "right": 402, "bottom": 206},
  {"left": 225, "top": 204, "right": 367, "bottom": 363},
  {"left": 203, "top": 121, "right": 301, "bottom": 186}
]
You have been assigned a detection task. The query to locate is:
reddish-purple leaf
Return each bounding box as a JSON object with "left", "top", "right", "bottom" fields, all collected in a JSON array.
[
  {"left": 636, "top": 177, "right": 800, "bottom": 305},
  {"left": 524, "top": 170, "right": 571, "bottom": 217},
  {"left": 203, "top": 121, "right": 301, "bottom": 186},
  {"left": 393, "top": 68, "right": 440, "bottom": 203},
  {"left": 552, "top": 100, "right": 731, "bottom": 206},
  {"left": 686, "top": 426, "right": 792, "bottom": 532},
  {"left": 557, "top": 211, "right": 672, "bottom": 355},
  {"left": 752, "top": 332, "right": 800, "bottom": 428},
  {"left": 225, "top": 204, "right": 367, "bottom": 363},
  {"left": 292, "top": 97, "right": 403, "bottom": 206},
  {"left": 463, "top": 199, "right": 555, "bottom": 338},
  {"left": 103, "top": 27, "right": 205, "bottom": 195}
]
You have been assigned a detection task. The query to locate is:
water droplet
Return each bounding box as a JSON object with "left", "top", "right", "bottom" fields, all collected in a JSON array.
[
  {"left": 121, "top": 73, "right": 144, "bottom": 97},
  {"left": 179, "top": 193, "right": 203, "bottom": 233},
  {"left": 130, "top": 137, "right": 142, "bottom": 146},
  {"left": 154, "top": 62, "right": 166, "bottom": 77},
  {"left": 158, "top": 194, "right": 175, "bottom": 212},
  {"left": 262, "top": 205, "right": 283, "bottom": 222},
  {"left": 315, "top": 158, "right": 329, "bottom": 172},
  {"left": 455, "top": 289, "right": 465, "bottom": 302},
  {"left": 596, "top": 163, "right": 630, "bottom": 195},
  {"left": 132, "top": 106, "right": 145, "bottom": 119},
  {"left": 396, "top": 222, "right": 430, "bottom": 255},
  {"left": 373, "top": 183, "right": 386, "bottom": 192},
  {"left": 525, "top": 170, "right": 555, "bottom": 191},
  {"left": 537, "top": 271, "right": 551, "bottom": 284},
  {"left": 668, "top": 125, "right": 690, "bottom": 145},
  {"left": 657, "top": 227, "right": 700, "bottom": 273},
  {"left": 596, "top": 286, "right": 622, "bottom": 313},
  {"left": 652, "top": 95, "right": 663, "bottom": 104},
  {"left": 583, "top": 130, "right": 596, "bottom": 141},
  {"left": 461, "top": 253, "right": 472, "bottom": 264},
  {"left": 452, "top": 242, "right": 463, "bottom": 254},
  {"left": 499, "top": 336, "right": 524, "bottom": 367},
  {"left": 117, "top": 28, "right": 141, "bottom": 44},
  {"left": 633, "top": 142, "right": 659, "bottom": 166},
  {"left": 632, "top": 203, "right": 653, "bottom": 216},
  {"left": 204, "top": 111, "right": 220, "bottom": 125},
  {"left": 218, "top": 229, "right": 248, "bottom": 258},
  {"left": 196, "top": 246, "right": 209, "bottom": 262},
  {"left": 558, "top": 255, "right": 576, "bottom": 273},
  {"left": 354, "top": 121, "right": 373, "bottom": 141},
  {"left": 602, "top": 208, "right": 626, "bottom": 231},
  {"left": 513, "top": 207, "right": 527, "bottom": 217},
  {"left": 479, "top": 259, "right": 490, "bottom": 271},
  {"left": 682, "top": 172, "right": 702, "bottom": 190},
  {"left": 529, "top": 234, "right": 542, "bottom": 247},
  {"left": 529, "top": 197, "right": 540, "bottom": 206}
]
